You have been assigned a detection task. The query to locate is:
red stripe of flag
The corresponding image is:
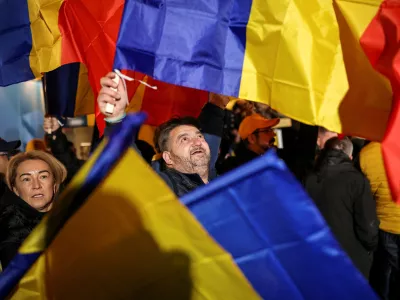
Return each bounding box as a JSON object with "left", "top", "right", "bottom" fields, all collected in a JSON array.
[
  {"left": 360, "top": 0, "right": 400, "bottom": 204},
  {"left": 57, "top": 0, "right": 208, "bottom": 134},
  {"left": 58, "top": 0, "right": 126, "bottom": 134}
]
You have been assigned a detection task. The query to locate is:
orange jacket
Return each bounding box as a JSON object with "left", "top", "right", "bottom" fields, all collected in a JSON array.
[{"left": 360, "top": 142, "right": 400, "bottom": 234}]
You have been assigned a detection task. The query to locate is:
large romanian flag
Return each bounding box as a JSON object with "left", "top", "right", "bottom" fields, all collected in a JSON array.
[
  {"left": 0, "top": 0, "right": 398, "bottom": 200},
  {"left": 0, "top": 0, "right": 388, "bottom": 138},
  {"left": 0, "top": 114, "right": 377, "bottom": 299}
]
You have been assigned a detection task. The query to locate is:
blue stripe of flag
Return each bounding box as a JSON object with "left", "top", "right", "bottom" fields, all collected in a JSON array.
[
  {"left": 0, "top": 253, "right": 41, "bottom": 299},
  {"left": 45, "top": 63, "right": 81, "bottom": 117},
  {"left": 114, "top": 0, "right": 252, "bottom": 97},
  {"left": 0, "top": 0, "right": 34, "bottom": 86},
  {"left": 181, "top": 150, "right": 378, "bottom": 300}
]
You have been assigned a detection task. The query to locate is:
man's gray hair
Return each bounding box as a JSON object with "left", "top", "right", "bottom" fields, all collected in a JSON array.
[{"left": 325, "top": 137, "right": 353, "bottom": 157}]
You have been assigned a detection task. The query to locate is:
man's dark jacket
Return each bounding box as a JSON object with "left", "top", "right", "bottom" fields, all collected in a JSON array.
[{"left": 304, "top": 149, "right": 379, "bottom": 278}]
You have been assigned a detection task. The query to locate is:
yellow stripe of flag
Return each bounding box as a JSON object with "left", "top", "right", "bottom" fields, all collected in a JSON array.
[
  {"left": 28, "top": 0, "right": 64, "bottom": 77},
  {"left": 241, "top": 0, "right": 391, "bottom": 141},
  {"left": 334, "top": 0, "right": 391, "bottom": 141},
  {"left": 240, "top": 0, "right": 348, "bottom": 131}
]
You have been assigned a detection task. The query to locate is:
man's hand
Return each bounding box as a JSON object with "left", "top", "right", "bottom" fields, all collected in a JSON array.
[
  {"left": 43, "top": 117, "right": 60, "bottom": 134},
  {"left": 209, "top": 93, "right": 231, "bottom": 109},
  {"left": 97, "top": 72, "right": 128, "bottom": 119}
]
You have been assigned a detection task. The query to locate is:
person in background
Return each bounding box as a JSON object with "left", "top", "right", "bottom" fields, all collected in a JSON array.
[
  {"left": 217, "top": 114, "right": 279, "bottom": 174},
  {"left": 305, "top": 137, "right": 379, "bottom": 278},
  {"left": 317, "top": 127, "right": 338, "bottom": 150},
  {"left": 276, "top": 121, "right": 318, "bottom": 183},
  {"left": 98, "top": 72, "right": 229, "bottom": 197},
  {"left": 135, "top": 139, "right": 156, "bottom": 165},
  {"left": 0, "top": 151, "right": 66, "bottom": 269},
  {"left": 360, "top": 142, "right": 400, "bottom": 300},
  {"left": 218, "top": 108, "right": 240, "bottom": 163},
  {"left": 217, "top": 101, "right": 274, "bottom": 164},
  {"left": 254, "top": 102, "right": 282, "bottom": 119},
  {"left": 44, "top": 117, "right": 84, "bottom": 185},
  {"left": 25, "top": 138, "right": 48, "bottom": 152},
  {"left": 0, "top": 138, "right": 21, "bottom": 200},
  {"left": 233, "top": 100, "right": 254, "bottom": 126},
  {"left": 67, "top": 141, "right": 77, "bottom": 155}
]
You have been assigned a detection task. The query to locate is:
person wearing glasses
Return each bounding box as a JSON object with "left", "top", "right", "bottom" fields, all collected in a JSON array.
[{"left": 217, "top": 114, "right": 279, "bottom": 174}]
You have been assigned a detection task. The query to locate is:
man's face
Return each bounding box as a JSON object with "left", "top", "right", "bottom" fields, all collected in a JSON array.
[
  {"left": 248, "top": 127, "right": 276, "bottom": 154},
  {"left": 163, "top": 125, "right": 211, "bottom": 173},
  {"left": 0, "top": 152, "right": 9, "bottom": 175}
]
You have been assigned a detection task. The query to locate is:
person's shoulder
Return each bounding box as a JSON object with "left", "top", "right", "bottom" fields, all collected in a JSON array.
[
  {"left": 158, "top": 169, "right": 175, "bottom": 189},
  {"left": 332, "top": 164, "right": 366, "bottom": 185},
  {"left": 343, "top": 165, "right": 366, "bottom": 179}
]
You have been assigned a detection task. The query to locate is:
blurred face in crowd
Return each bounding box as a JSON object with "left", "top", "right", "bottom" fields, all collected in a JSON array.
[
  {"left": 247, "top": 127, "right": 276, "bottom": 155},
  {"left": 13, "top": 159, "right": 56, "bottom": 212},
  {"left": 0, "top": 152, "right": 8, "bottom": 175},
  {"left": 317, "top": 131, "right": 338, "bottom": 149},
  {"left": 236, "top": 100, "right": 254, "bottom": 116},
  {"left": 163, "top": 125, "right": 211, "bottom": 175}
]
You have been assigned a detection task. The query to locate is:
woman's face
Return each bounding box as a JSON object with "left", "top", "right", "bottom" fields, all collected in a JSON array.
[{"left": 13, "top": 159, "right": 56, "bottom": 212}]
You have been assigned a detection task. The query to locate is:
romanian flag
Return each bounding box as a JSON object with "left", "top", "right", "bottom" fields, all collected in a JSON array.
[
  {"left": 0, "top": 1, "right": 399, "bottom": 199},
  {"left": 0, "top": 114, "right": 377, "bottom": 299},
  {"left": 44, "top": 63, "right": 208, "bottom": 134},
  {"left": 0, "top": 0, "right": 384, "bottom": 138}
]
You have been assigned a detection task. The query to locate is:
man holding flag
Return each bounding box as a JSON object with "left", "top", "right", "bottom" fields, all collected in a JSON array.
[{"left": 97, "top": 72, "right": 229, "bottom": 196}]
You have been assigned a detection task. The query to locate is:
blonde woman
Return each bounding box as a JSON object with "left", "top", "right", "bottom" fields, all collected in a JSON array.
[{"left": 0, "top": 151, "right": 66, "bottom": 269}]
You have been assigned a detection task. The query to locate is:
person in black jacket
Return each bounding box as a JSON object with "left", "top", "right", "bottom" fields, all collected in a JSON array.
[
  {"left": 0, "top": 151, "right": 66, "bottom": 269},
  {"left": 304, "top": 137, "right": 379, "bottom": 278},
  {"left": 217, "top": 114, "right": 279, "bottom": 174},
  {"left": 44, "top": 117, "right": 85, "bottom": 185},
  {"left": 97, "top": 72, "right": 228, "bottom": 197},
  {"left": 152, "top": 117, "right": 215, "bottom": 197},
  {"left": 0, "top": 138, "right": 21, "bottom": 200}
]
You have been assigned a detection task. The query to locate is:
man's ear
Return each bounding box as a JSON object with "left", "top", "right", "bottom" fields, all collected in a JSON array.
[
  {"left": 317, "top": 136, "right": 321, "bottom": 148},
  {"left": 162, "top": 151, "right": 173, "bottom": 166},
  {"left": 247, "top": 134, "right": 256, "bottom": 145}
]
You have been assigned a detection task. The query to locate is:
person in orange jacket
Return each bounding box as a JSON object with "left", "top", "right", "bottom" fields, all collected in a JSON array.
[{"left": 360, "top": 142, "right": 400, "bottom": 300}]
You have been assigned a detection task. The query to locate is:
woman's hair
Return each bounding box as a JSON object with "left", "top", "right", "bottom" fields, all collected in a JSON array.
[{"left": 6, "top": 150, "right": 67, "bottom": 191}]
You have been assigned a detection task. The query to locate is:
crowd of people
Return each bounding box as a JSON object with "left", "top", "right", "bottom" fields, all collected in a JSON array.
[{"left": 0, "top": 71, "right": 398, "bottom": 299}]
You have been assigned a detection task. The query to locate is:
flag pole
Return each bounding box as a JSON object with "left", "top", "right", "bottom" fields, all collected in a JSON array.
[{"left": 42, "top": 73, "right": 51, "bottom": 134}]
